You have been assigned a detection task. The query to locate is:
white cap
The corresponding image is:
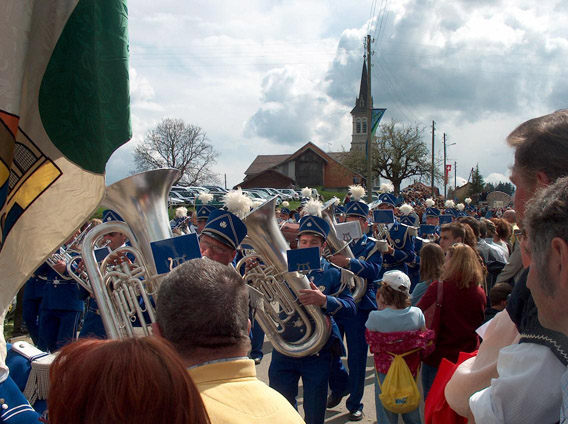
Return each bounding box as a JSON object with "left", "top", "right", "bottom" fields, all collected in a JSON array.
[{"left": 381, "top": 270, "right": 411, "bottom": 293}]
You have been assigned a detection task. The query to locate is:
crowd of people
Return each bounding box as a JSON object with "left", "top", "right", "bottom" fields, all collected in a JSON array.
[{"left": 2, "top": 109, "right": 568, "bottom": 424}]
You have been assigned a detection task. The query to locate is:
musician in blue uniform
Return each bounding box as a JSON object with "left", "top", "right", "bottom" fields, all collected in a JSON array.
[
  {"left": 327, "top": 185, "right": 382, "bottom": 421},
  {"left": 195, "top": 192, "right": 217, "bottom": 235},
  {"left": 399, "top": 204, "right": 420, "bottom": 290},
  {"left": 443, "top": 199, "right": 458, "bottom": 221},
  {"left": 374, "top": 192, "right": 415, "bottom": 280},
  {"left": 269, "top": 200, "right": 356, "bottom": 424},
  {"left": 423, "top": 199, "right": 441, "bottom": 235},
  {"left": 78, "top": 210, "right": 128, "bottom": 339},
  {"left": 37, "top": 232, "right": 84, "bottom": 352},
  {"left": 0, "top": 369, "right": 40, "bottom": 423},
  {"left": 22, "top": 270, "right": 48, "bottom": 345}
]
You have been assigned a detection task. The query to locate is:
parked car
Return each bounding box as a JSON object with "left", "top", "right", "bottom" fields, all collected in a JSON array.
[
  {"left": 276, "top": 189, "right": 298, "bottom": 200},
  {"left": 167, "top": 196, "right": 185, "bottom": 208},
  {"left": 169, "top": 190, "right": 194, "bottom": 206},
  {"left": 203, "top": 185, "right": 228, "bottom": 193}
]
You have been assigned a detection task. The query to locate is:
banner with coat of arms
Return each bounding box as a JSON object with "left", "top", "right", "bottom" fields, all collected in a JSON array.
[{"left": 0, "top": 0, "right": 131, "bottom": 338}]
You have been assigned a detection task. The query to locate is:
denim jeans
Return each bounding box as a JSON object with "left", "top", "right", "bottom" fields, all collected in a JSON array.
[
  {"left": 375, "top": 371, "right": 422, "bottom": 424},
  {"left": 421, "top": 363, "right": 439, "bottom": 401}
]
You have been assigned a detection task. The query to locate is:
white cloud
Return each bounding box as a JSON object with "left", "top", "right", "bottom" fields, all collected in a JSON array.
[
  {"left": 102, "top": 0, "right": 568, "bottom": 189},
  {"left": 485, "top": 172, "right": 510, "bottom": 184}
]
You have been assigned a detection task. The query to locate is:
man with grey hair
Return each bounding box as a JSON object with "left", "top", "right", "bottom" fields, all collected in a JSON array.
[
  {"left": 153, "top": 258, "right": 304, "bottom": 423},
  {"left": 523, "top": 177, "right": 568, "bottom": 421},
  {"left": 445, "top": 109, "right": 568, "bottom": 423}
]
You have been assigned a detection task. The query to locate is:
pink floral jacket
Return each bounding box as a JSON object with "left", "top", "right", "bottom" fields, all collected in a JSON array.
[{"left": 365, "top": 328, "right": 435, "bottom": 376}]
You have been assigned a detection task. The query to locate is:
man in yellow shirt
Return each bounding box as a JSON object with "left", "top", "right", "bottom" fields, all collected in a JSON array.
[{"left": 153, "top": 258, "right": 305, "bottom": 423}]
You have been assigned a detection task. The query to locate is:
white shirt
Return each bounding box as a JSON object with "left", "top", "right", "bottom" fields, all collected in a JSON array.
[{"left": 469, "top": 343, "right": 564, "bottom": 423}]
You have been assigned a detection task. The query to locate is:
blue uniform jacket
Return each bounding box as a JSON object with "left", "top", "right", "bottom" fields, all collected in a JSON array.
[
  {"left": 5, "top": 345, "right": 47, "bottom": 415},
  {"left": 0, "top": 376, "right": 40, "bottom": 423},
  {"left": 281, "top": 258, "right": 356, "bottom": 355},
  {"left": 38, "top": 258, "right": 83, "bottom": 312},
  {"left": 22, "top": 263, "right": 50, "bottom": 301},
  {"left": 382, "top": 222, "right": 415, "bottom": 271},
  {"left": 348, "top": 234, "right": 382, "bottom": 310}
]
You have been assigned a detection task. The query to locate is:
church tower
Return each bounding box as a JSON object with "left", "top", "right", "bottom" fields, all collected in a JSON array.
[{"left": 350, "top": 61, "right": 373, "bottom": 152}]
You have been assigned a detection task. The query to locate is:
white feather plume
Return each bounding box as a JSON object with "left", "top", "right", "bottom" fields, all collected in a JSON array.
[
  {"left": 425, "top": 198, "right": 435, "bottom": 208},
  {"left": 332, "top": 197, "right": 340, "bottom": 206},
  {"left": 301, "top": 187, "right": 312, "bottom": 198},
  {"left": 223, "top": 189, "right": 253, "bottom": 219},
  {"left": 198, "top": 192, "right": 214, "bottom": 205},
  {"left": 305, "top": 199, "right": 323, "bottom": 217},
  {"left": 457, "top": 203, "right": 465, "bottom": 211},
  {"left": 399, "top": 203, "right": 414, "bottom": 216},
  {"left": 175, "top": 207, "right": 188, "bottom": 218},
  {"left": 252, "top": 199, "right": 263, "bottom": 208},
  {"left": 281, "top": 201, "right": 289, "bottom": 208},
  {"left": 349, "top": 185, "right": 366, "bottom": 201},
  {"left": 464, "top": 197, "right": 472, "bottom": 204},
  {"left": 445, "top": 200, "right": 455, "bottom": 209},
  {"left": 379, "top": 182, "right": 394, "bottom": 193}
]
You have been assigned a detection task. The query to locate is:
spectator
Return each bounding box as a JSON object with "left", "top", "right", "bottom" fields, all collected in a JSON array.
[
  {"left": 153, "top": 258, "right": 305, "bottom": 423},
  {"left": 411, "top": 243, "right": 445, "bottom": 306},
  {"left": 490, "top": 218, "right": 512, "bottom": 258},
  {"left": 366, "top": 271, "right": 435, "bottom": 424},
  {"left": 484, "top": 283, "right": 513, "bottom": 323},
  {"left": 48, "top": 337, "right": 210, "bottom": 424},
  {"left": 417, "top": 243, "right": 486, "bottom": 399}
]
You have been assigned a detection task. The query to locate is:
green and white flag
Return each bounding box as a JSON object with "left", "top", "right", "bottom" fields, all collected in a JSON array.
[{"left": 0, "top": 0, "right": 131, "bottom": 326}]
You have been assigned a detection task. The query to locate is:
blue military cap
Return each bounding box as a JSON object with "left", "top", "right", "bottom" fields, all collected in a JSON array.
[
  {"left": 444, "top": 208, "right": 457, "bottom": 217},
  {"left": 102, "top": 209, "right": 124, "bottom": 222},
  {"left": 399, "top": 215, "right": 415, "bottom": 226},
  {"left": 335, "top": 205, "right": 345, "bottom": 216},
  {"left": 425, "top": 207, "right": 440, "bottom": 217},
  {"left": 345, "top": 201, "right": 369, "bottom": 219},
  {"left": 378, "top": 192, "right": 398, "bottom": 206},
  {"left": 196, "top": 204, "right": 217, "bottom": 221},
  {"left": 280, "top": 207, "right": 290, "bottom": 215},
  {"left": 298, "top": 215, "right": 330, "bottom": 239},
  {"left": 201, "top": 209, "right": 247, "bottom": 250}
]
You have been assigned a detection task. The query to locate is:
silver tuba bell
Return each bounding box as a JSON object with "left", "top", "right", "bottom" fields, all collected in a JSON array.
[
  {"left": 80, "top": 168, "right": 180, "bottom": 339},
  {"left": 320, "top": 198, "right": 368, "bottom": 303},
  {"left": 236, "top": 197, "right": 331, "bottom": 358}
]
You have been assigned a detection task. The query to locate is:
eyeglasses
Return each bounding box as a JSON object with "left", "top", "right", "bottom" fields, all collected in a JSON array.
[{"left": 199, "top": 238, "right": 233, "bottom": 255}]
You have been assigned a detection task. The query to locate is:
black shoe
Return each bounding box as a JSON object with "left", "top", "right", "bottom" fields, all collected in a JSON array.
[
  {"left": 326, "top": 393, "right": 344, "bottom": 409},
  {"left": 348, "top": 410, "right": 363, "bottom": 421}
]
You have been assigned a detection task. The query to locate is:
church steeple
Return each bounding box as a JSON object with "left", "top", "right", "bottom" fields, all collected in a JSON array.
[
  {"left": 351, "top": 61, "right": 371, "bottom": 114},
  {"left": 350, "top": 61, "right": 372, "bottom": 152}
]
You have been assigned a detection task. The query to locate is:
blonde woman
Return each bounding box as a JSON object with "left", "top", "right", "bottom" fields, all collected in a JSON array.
[
  {"left": 411, "top": 243, "right": 445, "bottom": 306},
  {"left": 417, "top": 243, "right": 486, "bottom": 398}
]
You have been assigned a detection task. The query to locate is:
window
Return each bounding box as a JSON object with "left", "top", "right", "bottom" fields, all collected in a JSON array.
[
  {"left": 356, "top": 118, "right": 361, "bottom": 133},
  {"left": 362, "top": 118, "right": 367, "bottom": 134}
]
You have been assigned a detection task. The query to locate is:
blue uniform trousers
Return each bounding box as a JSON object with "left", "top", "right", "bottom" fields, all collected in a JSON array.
[
  {"left": 269, "top": 349, "right": 332, "bottom": 424},
  {"left": 37, "top": 309, "right": 80, "bottom": 352},
  {"left": 249, "top": 318, "right": 265, "bottom": 360},
  {"left": 407, "top": 264, "right": 420, "bottom": 292},
  {"left": 328, "top": 308, "right": 372, "bottom": 413},
  {"left": 22, "top": 298, "right": 42, "bottom": 346}
]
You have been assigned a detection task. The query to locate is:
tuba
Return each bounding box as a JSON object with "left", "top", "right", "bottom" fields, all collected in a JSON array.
[
  {"left": 80, "top": 168, "right": 180, "bottom": 339},
  {"left": 321, "top": 199, "right": 368, "bottom": 302},
  {"left": 237, "top": 197, "right": 331, "bottom": 358}
]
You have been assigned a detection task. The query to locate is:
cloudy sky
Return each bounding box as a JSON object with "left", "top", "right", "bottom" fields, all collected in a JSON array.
[{"left": 105, "top": 0, "right": 568, "bottom": 190}]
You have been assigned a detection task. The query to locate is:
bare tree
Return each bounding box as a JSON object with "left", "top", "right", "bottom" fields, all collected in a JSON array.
[
  {"left": 342, "top": 120, "right": 442, "bottom": 194},
  {"left": 134, "top": 118, "right": 220, "bottom": 185}
]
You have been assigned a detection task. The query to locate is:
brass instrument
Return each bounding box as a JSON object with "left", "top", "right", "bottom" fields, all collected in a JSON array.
[
  {"left": 46, "top": 222, "right": 94, "bottom": 280},
  {"left": 236, "top": 197, "right": 331, "bottom": 358},
  {"left": 80, "top": 168, "right": 180, "bottom": 339},
  {"left": 320, "top": 199, "right": 369, "bottom": 302}
]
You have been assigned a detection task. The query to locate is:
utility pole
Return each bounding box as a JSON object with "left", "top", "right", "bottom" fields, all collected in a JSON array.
[
  {"left": 443, "top": 133, "right": 447, "bottom": 198},
  {"left": 366, "top": 34, "right": 373, "bottom": 202},
  {"left": 224, "top": 174, "right": 227, "bottom": 190},
  {"left": 454, "top": 161, "right": 457, "bottom": 193},
  {"left": 431, "top": 121, "right": 435, "bottom": 196}
]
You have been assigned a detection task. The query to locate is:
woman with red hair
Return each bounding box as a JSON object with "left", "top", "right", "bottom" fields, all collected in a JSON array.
[{"left": 47, "top": 337, "right": 210, "bottom": 424}]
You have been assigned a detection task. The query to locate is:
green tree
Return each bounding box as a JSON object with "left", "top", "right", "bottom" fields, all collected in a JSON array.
[
  {"left": 469, "top": 165, "right": 485, "bottom": 195},
  {"left": 342, "top": 120, "right": 441, "bottom": 194},
  {"left": 495, "top": 181, "right": 515, "bottom": 195}
]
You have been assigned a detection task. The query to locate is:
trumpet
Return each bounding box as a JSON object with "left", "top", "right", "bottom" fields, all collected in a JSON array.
[{"left": 46, "top": 222, "right": 95, "bottom": 280}]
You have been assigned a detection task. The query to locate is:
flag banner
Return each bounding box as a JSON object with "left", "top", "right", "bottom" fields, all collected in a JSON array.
[
  {"left": 366, "top": 108, "right": 386, "bottom": 159},
  {"left": 0, "top": 0, "right": 131, "bottom": 318},
  {"left": 371, "top": 108, "right": 386, "bottom": 136}
]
